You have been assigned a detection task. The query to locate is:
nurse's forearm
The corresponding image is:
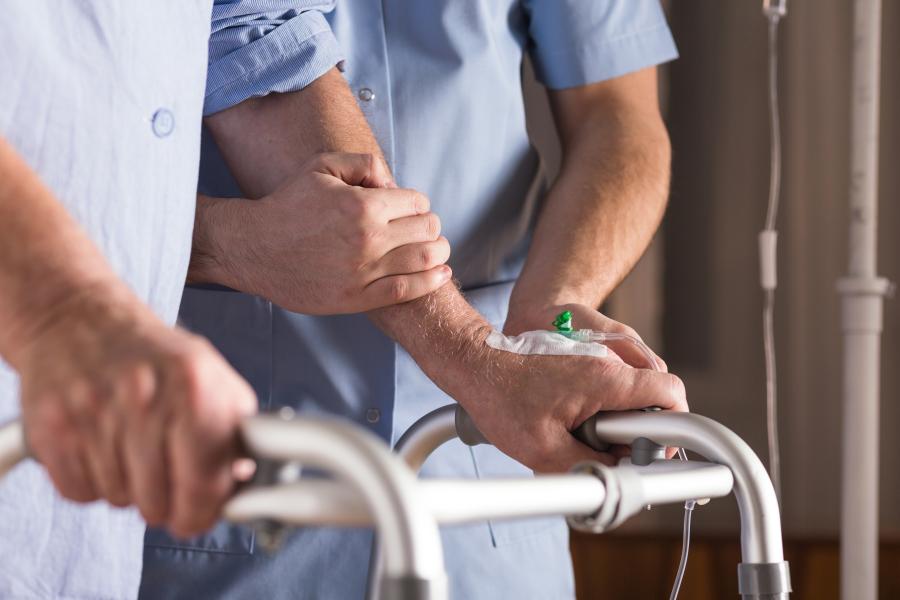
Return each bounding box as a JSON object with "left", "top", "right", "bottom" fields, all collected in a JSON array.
[
  {"left": 0, "top": 137, "right": 133, "bottom": 368},
  {"left": 506, "top": 68, "right": 670, "bottom": 329}
]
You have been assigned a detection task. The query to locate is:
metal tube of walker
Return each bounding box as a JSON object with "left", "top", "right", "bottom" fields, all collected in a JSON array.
[
  {"left": 236, "top": 414, "right": 447, "bottom": 600},
  {"left": 0, "top": 416, "right": 448, "bottom": 600},
  {"left": 578, "top": 410, "right": 790, "bottom": 599},
  {"left": 367, "top": 404, "right": 739, "bottom": 600},
  {"left": 227, "top": 464, "right": 734, "bottom": 528}
]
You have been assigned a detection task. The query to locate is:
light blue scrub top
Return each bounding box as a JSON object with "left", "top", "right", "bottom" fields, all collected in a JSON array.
[
  {"left": 142, "top": 2, "right": 677, "bottom": 599},
  {"left": 0, "top": 3, "right": 213, "bottom": 599}
]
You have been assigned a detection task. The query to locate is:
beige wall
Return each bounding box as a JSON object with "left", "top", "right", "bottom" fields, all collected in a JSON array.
[{"left": 523, "top": 0, "right": 900, "bottom": 538}]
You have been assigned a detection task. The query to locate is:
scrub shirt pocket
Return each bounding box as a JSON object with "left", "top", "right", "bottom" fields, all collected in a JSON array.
[{"left": 144, "top": 286, "right": 273, "bottom": 556}]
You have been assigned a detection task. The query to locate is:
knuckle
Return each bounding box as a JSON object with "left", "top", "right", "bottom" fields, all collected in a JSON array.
[
  {"left": 611, "top": 321, "right": 638, "bottom": 338},
  {"left": 418, "top": 244, "right": 435, "bottom": 268},
  {"left": 168, "top": 519, "right": 196, "bottom": 540},
  {"left": 338, "top": 192, "right": 367, "bottom": 220},
  {"left": 178, "top": 475, "right": 215, "bottom": 506},
  {"left": 423, "top": 213, "right": 441, "bottom": 240},
  {"left": 140, "top": 505, "right": 167, "bottom": 526},
  {"left": 666, "top": 374, "right": 688, "bottom": 410},
  {"left": 342, "top": 216, "right": 379, "bottom": 251},
  {"left": 435, "top": 237, "right": 450, "bottom": 258},
  {"left": 364, "top": 153, "right": 379, "bottom": 175},
  {"left": 107, "top": 490, "right": 131, "bottom": 508},
  {"left": 389, "top": 277, "right": 410, "bottom": 303},
  {"left": 69, "top": 379, "right": 102, "bottom": 416},
  {"left": 353, "top": 227, "right": 380, "bottom": 255},
  {"left": 59, "top": 483, "right": 98, "bottom": 504},
  {"left": 174, "top": 353, "right": 206, "bottom": 393},
  {"left": 306, "top": 153, "right": 327, "bottom": 171},
  {"left": 178, "top": 467, "right": 232, "bottom": 505},
  {"left": 412, "top": 191, "right": 430, "bottom": 213},
  {"left": 124, "top": 363, "right": 158, "bottom": 410},
  {"left": 33, "top": 396, "right": 70, "bottom": 438}
]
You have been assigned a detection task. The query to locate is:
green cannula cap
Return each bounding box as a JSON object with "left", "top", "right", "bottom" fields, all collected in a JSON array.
[{"left": 552, "top": 310, "right": 573, "bottom": 332}]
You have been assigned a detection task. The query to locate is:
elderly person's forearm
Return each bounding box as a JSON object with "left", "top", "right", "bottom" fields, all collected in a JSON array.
[{"left": 0, "top": 137, "right": 128, "bottom": 367}]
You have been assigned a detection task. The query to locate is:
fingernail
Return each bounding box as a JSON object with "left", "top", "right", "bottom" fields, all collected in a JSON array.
[{"left": 438, "top": 265, "right": 452, "bottom": 281}]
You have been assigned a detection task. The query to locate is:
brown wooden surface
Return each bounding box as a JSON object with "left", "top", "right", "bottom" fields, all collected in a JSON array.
[{"left": 571, "top": 532, "right": 900, "bottom": 600}]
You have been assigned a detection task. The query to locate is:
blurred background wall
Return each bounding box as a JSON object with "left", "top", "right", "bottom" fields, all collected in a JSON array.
[{"left": 523, "top": 1, "right": 899, "bottom": 597}]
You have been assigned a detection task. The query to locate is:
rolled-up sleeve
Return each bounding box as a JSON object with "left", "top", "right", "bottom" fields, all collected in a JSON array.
[
  {"left": 205, "top": 0, "right": 343, "bottom": 116},
  {"left": 524, "top": 0, "right": 678, "bottom": 90}
]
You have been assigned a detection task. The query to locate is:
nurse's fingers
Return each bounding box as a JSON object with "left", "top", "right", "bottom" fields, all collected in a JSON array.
[
  {"left": 369, "top": 237, "right": 450, "bottom": 279},
  {"left": 363, "top": 265, "right": 453, "bottom": 308},
  {"left": 311, "top": 152, "right": 395, "bottom": 189},
  {"left": 384, "top": 212, "right": 442, "bottom": 247},
  {"left": 364, "top": 187, "right": 431, "bottom": 222}
]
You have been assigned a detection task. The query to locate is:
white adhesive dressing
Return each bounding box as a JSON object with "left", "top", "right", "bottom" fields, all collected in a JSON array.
[{"left": 485, "top": 330, "right": 608, "bottom": 358}]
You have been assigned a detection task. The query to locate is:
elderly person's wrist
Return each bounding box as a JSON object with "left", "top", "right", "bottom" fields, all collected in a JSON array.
[{"left": 5, "top": 277, "right": 153, "bottom": 371}]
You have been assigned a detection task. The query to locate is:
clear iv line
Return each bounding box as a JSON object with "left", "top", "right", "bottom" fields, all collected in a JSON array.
[
  {"left": 562, "top": 325, "right": 694, "bottom": 600},
  {"left": 762, "top": 11, "right": 783, "bottom": 506}
]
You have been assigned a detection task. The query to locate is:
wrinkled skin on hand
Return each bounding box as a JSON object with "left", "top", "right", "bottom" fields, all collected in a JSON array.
[
  {"left": 459, "top": 325, "right": 687, "bottom": 472},
  {"left": 444, "top": 303, "right": 684, "bottom": 470},
  {"left": 198, "top": 152, "right": 452, "bottom": 314},
  {"left": 17, "top": 286, "right": 257, "bottom": 538}
]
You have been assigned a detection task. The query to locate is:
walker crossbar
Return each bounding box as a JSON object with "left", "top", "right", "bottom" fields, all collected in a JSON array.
[
  {"left": 0, "top": 415, "right": 447, "bottom": 600},
  {"left": 229, "top": 462, "right": 732, "bottom": 528},
  {"left": 0, "top": 405, "right": 790, "bottom": 600},
  {"left": 381, "top": 405, "right": 791, "bottom": 600}
]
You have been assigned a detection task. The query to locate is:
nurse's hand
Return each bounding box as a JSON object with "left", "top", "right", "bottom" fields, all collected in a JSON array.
[
  {"left": 190, "top": 152, "right": 453, "bottom": 314},
  {"left": 13, "top": 285, "right": 257, "bottom": 538},
  {"left": 447, "top": 326, "right": 687, "bottom": 473}
]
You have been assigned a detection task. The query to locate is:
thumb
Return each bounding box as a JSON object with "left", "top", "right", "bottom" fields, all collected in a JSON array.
[{"left": 310, "top": 152, "right": 395, "bottom": 188}]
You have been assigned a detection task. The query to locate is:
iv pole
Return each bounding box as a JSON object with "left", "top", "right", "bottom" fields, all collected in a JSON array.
[{"left": 837, "top": 0, "right": 892, "bottom": 598}]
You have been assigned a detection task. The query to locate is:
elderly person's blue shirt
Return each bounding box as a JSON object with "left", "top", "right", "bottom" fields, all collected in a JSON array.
[
  {"left": 142, "top": 2, "right": 677, "bottom": 599},
  {"left": 0, "top": 2, "right": 214, "bottom": 598}
]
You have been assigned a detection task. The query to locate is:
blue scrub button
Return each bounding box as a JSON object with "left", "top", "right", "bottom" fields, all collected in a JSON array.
[
  {"left": 366, "top": 408, "right": 381, "bottom": 424},
  {"left": 151, "top": 108, "right": 175, "bottom": 138},
  {"left": 358, "top": 88, "right": 375, "bottom": 102}
]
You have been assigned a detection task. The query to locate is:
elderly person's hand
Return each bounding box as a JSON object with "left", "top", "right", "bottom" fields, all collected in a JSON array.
[
  {"left": 190, "top": 152, "right": 451, "bottom": 314},
  {"left": 373, "top": 285, "right": 688, "bottom": 473},
  {"left": 444, "top": 323, "right": 686, "bottom": 472},
  {"left": 501, "top": 302, "right": 680, "bottom": 461},
  {"left": 11, "top": 285, "right": 257, "bottom": 538},
  {"left": 503, "top": 303, "right": 667, "bottom": 371}
]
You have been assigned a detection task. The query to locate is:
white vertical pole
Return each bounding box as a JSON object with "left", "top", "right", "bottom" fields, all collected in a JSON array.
[{"left": 838, "top": 1, "right": 891, "bottom": 598}]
